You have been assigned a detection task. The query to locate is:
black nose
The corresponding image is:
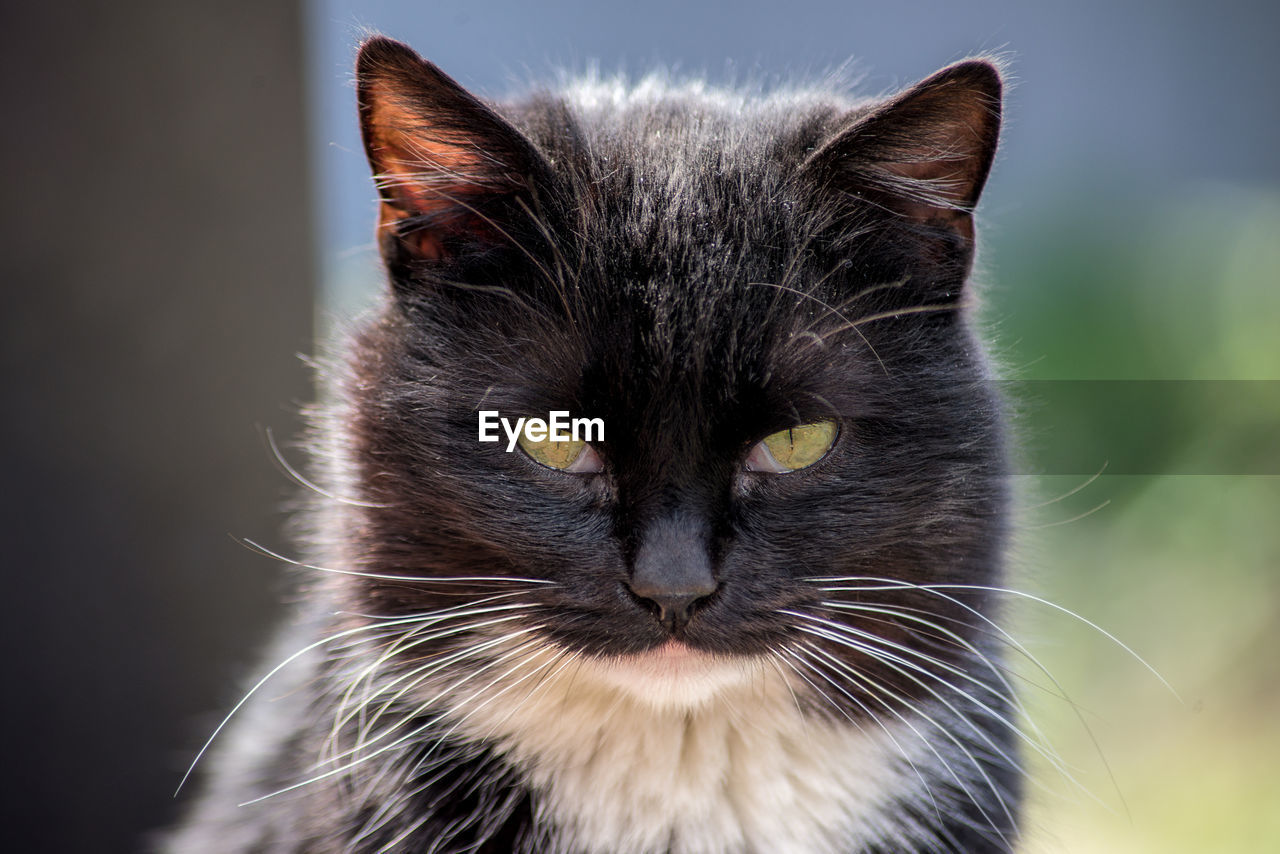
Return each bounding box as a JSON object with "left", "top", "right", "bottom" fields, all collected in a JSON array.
[
  {"left": 626, "top": 584, "right": 718, "bottom": 633},
  {"left": 628, "top": 512, "right": 719, "bottom": 633}
]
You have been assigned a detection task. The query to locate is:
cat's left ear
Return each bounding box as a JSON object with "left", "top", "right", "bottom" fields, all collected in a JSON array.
[
  {"left": 802, "top": 59, "right": 1003, "bottom": 246},
  {"left": 356, "top": 37, "right": 556, "bottom": 267}
]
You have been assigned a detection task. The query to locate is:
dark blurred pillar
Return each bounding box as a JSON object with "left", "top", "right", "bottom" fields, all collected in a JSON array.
[{"left": 0, "top": 2, "right": 312, "bottom": 851}]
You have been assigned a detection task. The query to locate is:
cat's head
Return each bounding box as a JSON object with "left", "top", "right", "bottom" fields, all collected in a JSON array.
[{"left": 333, "top": 37, "right": 1007, "bottom": 712}]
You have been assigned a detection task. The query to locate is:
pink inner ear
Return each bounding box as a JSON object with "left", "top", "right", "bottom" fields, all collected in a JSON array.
[
  {"left": 874, "top": 155, "right": 980, "bottom": 241},
  {"left": 806, "top": 63, "right": 1000, "bottom": 242},
  {"left": 365, "top": 85, "right": 516, "bottom": 259},
  {"left": 377, "top": 204, "right": 446, "bottom": 261}
]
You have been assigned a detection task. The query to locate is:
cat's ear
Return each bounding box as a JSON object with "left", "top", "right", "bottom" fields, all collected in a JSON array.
[
  {"left": 356, "top": 36, "right": 554, "bottom": 266},
  {"left": 802, "top": 59, "right": 1003, "bottom": 246}
]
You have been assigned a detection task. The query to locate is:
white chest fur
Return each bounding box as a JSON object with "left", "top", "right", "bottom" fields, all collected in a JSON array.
[{"left": 441, "top": 643, "right": 928, "bottom": 854}]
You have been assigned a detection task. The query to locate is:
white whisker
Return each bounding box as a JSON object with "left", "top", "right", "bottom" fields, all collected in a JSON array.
[
  {"left": 239, "top": 630, "right": 546, "bottom": 806},
  {"left": 791, "top": 615, "right": 1083, "bottom": 801},
  {"left": 263, "top": 425, "right": 391, "bottom": 509},
  {"left": 792, "top": 642, "right": 1014, "bottom": 847},
  {"left": 778, "top": 647, "right": 948, "bottom": 830},
  {"left": 239, "top": 538, "right": 557, "bottom": 586},
  {"left": 176, "top": 614, "right": 433, "bottom": 795}
]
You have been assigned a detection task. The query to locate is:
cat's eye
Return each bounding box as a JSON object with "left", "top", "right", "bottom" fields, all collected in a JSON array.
[
  {"left": 517, "top": 433, "right": 604, "bottom": 474},
  {"left": 744, "top": 421, "right": 838, "bottom": 473}
]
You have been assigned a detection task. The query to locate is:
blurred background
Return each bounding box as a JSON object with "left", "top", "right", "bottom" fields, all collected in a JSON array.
[{"left": 2, "top": 1, "right": 1275, "bottom": 851}]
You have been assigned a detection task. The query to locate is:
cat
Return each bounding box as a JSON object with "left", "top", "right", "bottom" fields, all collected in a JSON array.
[{"left": 165, "top": 35, "right": 1021, "bottom": 854}]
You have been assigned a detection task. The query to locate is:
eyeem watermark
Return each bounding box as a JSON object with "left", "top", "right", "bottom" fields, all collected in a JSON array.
[{"left": 478, "top": 410, "right": 604, "bottom": 452}]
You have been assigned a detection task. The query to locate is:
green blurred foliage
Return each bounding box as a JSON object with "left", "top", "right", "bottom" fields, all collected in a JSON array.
[
  {"left": 994, "top": 185, "right": 1280, "bottom": 380},
  {"left": 984, "top": 186, "right": 1280, "bottom": 851}
]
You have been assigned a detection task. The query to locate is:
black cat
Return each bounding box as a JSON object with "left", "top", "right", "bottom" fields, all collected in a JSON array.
[{"left": 167, "top": 36, "right": 1020, "bottom": 853}]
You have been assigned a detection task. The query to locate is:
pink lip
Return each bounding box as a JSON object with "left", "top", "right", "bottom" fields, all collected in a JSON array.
[{"left": 652, "top": 640, "right": 691, "bottom": 659}]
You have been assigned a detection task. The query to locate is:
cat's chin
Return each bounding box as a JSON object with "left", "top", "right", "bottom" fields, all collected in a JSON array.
[{"left": 588, "top": 640, "right": 759, "bottom": 710}]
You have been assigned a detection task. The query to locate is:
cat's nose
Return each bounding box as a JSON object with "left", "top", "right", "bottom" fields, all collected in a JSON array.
[
  {"left": 627, "top": 584, "right": 718, "bottom": 633},
  {"left": 628, "top": 512, "right": 719, "bottom": 633}
]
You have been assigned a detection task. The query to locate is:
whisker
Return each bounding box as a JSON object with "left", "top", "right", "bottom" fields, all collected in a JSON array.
[
  {"left": 745, "top": 280, "right": 888, "bottom": 375},
  {"left": 790, "top": 616, "right": 1083, "bottom": 799},
  {"left": 1021, "top": 461, "right": 1108, "bottom": 510},
  {"left": 324, "top": 608, "right": 540, "bottom": 760},
  {"left": 813, "top": 580, "right": 1079, "bottom": 702},
  {"left": 806, "top": 575, "right": 1145, "bottom": 811},
  {"left": 789, "top": 608, "right": 1009, "bottom": 706},
  {"left": 239, "top": 538, "right": 557, "bottom": 586},
  {"left": 815, "top": 599, "right": 1072, "bottom": 764},
  {"left": 765, "top": 651, "right": 810, "bottom": 729},
  {"left": 410, "top": 642, "right": 569, "bottom": 771},
  {"left": 335, "top": 590, "right": 541, "bottom": 622},
  {"left": 262, "top": 425, "right": 390, "bottom": 509},
  {"left": 326, "top": 630, "right": 545, "bottom": 768},
  {"left": 341, "top": 622, "right": 537, "bottom": 745},
  {"left": 793, "top": 621, "right": 1023, "bottom": 772},
  {"left": 778, "top": 647, "right": 947, "bottom": 832},
  {"left": 815, "top": 302, "right": 957, "bottom": 343},
  {"left": 806, "top": 575, "right": 1176, "bottom": 699},
  {"left": 175, "top": 613, "right": 436, "bottom": 795},
  {"left": 792, "top": 642, "right": 1014, "bottom": 847},
  {"left": 922, "top": 583, "right": 1177, "bottom": 700},
  {"left": 468, "top": 645, "right": 583, "bottom": 744},
  {"left": 240, "top": 631, "right": 546, "bottom": 805},
  {"left": 1028, "top": 498, "right": 1111, "bottom": 529}
]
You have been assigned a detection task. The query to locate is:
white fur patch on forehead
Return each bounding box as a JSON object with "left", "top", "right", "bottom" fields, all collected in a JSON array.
[
  {"left": 560, "top": 70, "right": 842, "bottom": 118},
  {"left": 562, "top": 72, "right": 739, "bottom": 113},
  {"left": 439, "top": 639, "right": 936, "bottom": 854}
]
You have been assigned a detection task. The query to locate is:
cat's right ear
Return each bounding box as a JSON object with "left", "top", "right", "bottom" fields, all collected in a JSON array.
[
  {"left": 356, "top": 37, "right": 554, "bottom": 269},
  {"left": 801, "top": 59, "right": 1003, "bottom": 251}
]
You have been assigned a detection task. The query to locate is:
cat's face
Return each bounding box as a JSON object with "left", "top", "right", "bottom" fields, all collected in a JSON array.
[{"left": 337, "top": 38, "right": 1007, "bottom": 714}]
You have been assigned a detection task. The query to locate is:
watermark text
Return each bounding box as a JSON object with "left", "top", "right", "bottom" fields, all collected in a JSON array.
[{"left": 478, "top": 410, "right": 604, "bottom": 452}]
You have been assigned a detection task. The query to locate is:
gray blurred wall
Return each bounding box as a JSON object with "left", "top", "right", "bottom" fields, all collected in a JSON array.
[{"left": 0, "top": 3, "right": 312, "bottom": 851}]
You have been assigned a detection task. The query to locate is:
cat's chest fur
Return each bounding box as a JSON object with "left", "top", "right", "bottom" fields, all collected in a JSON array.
[{"left": 440, "top": 646, "right": 926, "bottom": 854}]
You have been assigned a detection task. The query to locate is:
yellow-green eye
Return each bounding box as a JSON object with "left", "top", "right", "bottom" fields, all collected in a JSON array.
[
  {"left": 517, "top": 433, "right": 603, "bottom": 473},
  {"left": 746, "top": 420, "right": 838, "bottom": 473}
]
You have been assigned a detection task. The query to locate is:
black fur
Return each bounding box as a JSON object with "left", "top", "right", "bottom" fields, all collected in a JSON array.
[{"left": 166, "top": 36, "right": 1019, "bottom": 853}]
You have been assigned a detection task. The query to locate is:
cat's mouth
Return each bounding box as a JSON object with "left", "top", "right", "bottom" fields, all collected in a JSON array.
[
  {"left": 589, "top": 640, "right": 763, "bottom": 710},
  {"left": 621, "top": 639, "right": 702, "bottom": 670}
]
